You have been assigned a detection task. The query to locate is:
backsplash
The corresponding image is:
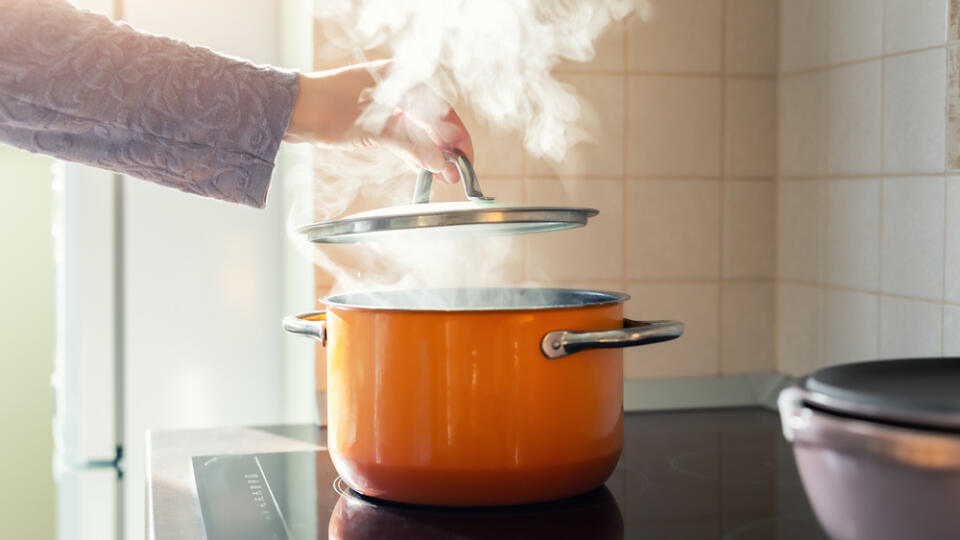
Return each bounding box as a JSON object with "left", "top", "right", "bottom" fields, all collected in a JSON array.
[
  {"left": 311, "top": 0, "right": 780, "bottom": 381},
  {"left": 777, "top": 0, "right": 960, "bottom": 374}
]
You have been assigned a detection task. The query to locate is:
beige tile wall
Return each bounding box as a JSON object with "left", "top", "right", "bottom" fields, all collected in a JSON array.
[
  {"left": 777, "top": 0, "right": 960, "bottom": 374},
  {"left": 311, "top": 0, "right": 780, "bottom": 380}
]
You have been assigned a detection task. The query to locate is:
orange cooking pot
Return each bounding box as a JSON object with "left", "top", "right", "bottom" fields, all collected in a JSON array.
[{"left": 283, "top": 288, "right": 682, "bottom": 506}]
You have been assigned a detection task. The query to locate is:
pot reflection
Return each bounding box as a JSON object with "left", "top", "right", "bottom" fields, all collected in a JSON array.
[{"left": 328, "top": 482, "right": 624, "bottom": 540}]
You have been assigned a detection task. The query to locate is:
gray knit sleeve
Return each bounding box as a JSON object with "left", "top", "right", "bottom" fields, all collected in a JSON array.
[{"left": 0, "top": 0, "right": 299, "bottom": 208}]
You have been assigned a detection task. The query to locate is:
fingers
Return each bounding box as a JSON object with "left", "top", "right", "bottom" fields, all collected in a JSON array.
[
  {"left": 360, "top": 80, "right": 474, "bottom": 184},
  {"left": 380, "top": 110, "right": 476, "bottom": 185},
  {"left": 440, "top": 107, "right": 474, "bottom": 163},
  {"left": 381, "top": 112, "right": 449, "bottom": 178},
  {"left": 434, "top": 108, "right": 474, "bottom": 184}
]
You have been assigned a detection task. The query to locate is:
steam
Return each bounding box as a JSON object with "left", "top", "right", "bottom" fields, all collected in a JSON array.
[
  {"left": 288, "top": 0, "right": 647, "bottom": 303},
  {"left": 314, "top": 0, "right": 645, "bottom": 161}
]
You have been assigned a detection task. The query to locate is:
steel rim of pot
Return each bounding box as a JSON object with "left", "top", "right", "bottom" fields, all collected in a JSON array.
[
  {"left": 799, "top": 357, "right": 960, "bottom": 432},
  {"left": 779, "top": 387, "right": 960, "bottom": 470},
  {"left": 321, "top": 287, "right": 629, "bottom": 312},
  {"left": 282, "top": 288, "right": 683, "bottom": 359}
]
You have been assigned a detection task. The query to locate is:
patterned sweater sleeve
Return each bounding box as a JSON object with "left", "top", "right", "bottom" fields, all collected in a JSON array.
[{"left": 0, "top": 0, "right": 299, "bottom": 208}]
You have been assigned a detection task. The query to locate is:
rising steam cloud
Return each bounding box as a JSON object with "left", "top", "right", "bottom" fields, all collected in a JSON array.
[
  {"left": 315, "top": 0, "right": 645, "bottom": 161},
  {"left": 288, "top": 0, "right": 648, "bottom": 300}
]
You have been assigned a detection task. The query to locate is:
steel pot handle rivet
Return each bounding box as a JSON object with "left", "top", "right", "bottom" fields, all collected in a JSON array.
[
  {"left": 282, "top": 311, "right": 327, "bottom": 346},
  {"left": 541, "top": 319, "right": 683, "bottom": 359}
]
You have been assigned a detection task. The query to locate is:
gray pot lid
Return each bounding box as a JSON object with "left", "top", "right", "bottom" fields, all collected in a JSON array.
[
  {"left": 801, "top": 357, "right": 960, "bottom": 432},
  {"left": 299, "top": 153, "right": 598, "bottom": 244}
]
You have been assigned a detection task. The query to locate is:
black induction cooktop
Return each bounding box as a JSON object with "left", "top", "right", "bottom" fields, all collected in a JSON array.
[{"left": 192, "top": 409, "right": 826, "bottom": 539}]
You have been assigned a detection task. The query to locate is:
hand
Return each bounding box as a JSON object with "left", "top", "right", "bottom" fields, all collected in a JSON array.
[{"left": 284, "top": 60, "right": 473, "bottom": 184}]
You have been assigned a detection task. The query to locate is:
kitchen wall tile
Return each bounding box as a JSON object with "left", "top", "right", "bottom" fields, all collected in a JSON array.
[
  {"left": 952, "top": 0, "right": 960, "bottom": 41},
  {"left": 627, "top": 76, "right": 722, "bottom": 176},
  {"left": 725, "top": 0, "right": 778, "bottom": 74},
  {"left": 884, "top": 49, "right": 947, "bottom": 174},
  {"left": 627, "top": 180, "right": 720, "bottom": 280},
  {"left": 559, "top": 20, "right": 625, "bottom": 72},
  {"left": 525, "top": 179, "right": 623, "bottom": 282},
  {"left": 828, "top": 0, "right": 882, "bottom": 63},
  {"left": 947, "top": 177, "right": 960, "bottom": 302},
  {"left": 721, "top": 282, "right": 775, "bottom": 373},
  {"left": 724, "top": 181, "right": 776, "bottom": 279},
  {"left": 825, "top": 290, "right": 879, "bottom": 365},
  {"left": 884, "top": 0, "right": 947, "bottom": 54},
  {"left": 780, "top": 0, "right": 828, "bottom": 71},
  {"left": 779, "top": 73, "right": 826, "bottom": 176},
  {"left": 550, "top": 280, "right": 624, "bottom": 293},
  {"left": 457, "top": 106, "right": 524, "bottom": 178},
  {"left": 725, "top": 79, "right": 777, "bottom": 176},
  {"left": 881, "top": 177, "right": 945, "bottom": 300},
  {"left": 947, "top": 46, "right": 960, "bottom": 170},
  {"left": 879, "top": 296, "right": 942, "bottom": 358},
  {"left": 627, "top": 0, "right": 723, "bottom": 72},
  {"left": 779, "top": 180, "right": 825, "bottom": 283},
  {"left": 944, "top": 305, "right": 960, "bottom": 355},
  {"left": 826, "top": 179, "right": 881, "bottom": 290},
  {"left": 827, "top": 61, "right": 882, "bottom": 175},
  {"left": 312, "top": 21, "right": 391, "bottom": 71},
  {"left": 778, "top": 284, "right": 824, "bottom": 375},
  {"left": 527, "top": 73, "right": 624, "bottom": 177},
  {"left": 624, "top": 282, "right": 720, "bottom": 379}
]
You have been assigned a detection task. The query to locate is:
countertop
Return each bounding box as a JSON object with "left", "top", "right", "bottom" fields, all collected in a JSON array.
[
  {"left": 147, "top": 424, "right": 327, "bottom": 540},
  {"left": 148, "top": 408, "right": 823, "bottom": 539}
]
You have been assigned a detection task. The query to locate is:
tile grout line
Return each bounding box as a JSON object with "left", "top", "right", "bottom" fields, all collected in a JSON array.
[
  {"left": 773, "top": 0, "right": 782, "bottom": 373},
  {"left": 877, "top": 0, "right": 887, "bottom": 357},
  {"left": 820, "top": 2, "right": 831, "bottom": 368},
  {"left": 777, "top": 279, "right": 960, "bottom": 307},
  {"left": 620, "top": 19, "right": 637, "bottom": 380},
  {"left": 942, "top": 175, "right": 948, "bottom": 355},
  {"left": 621, "top": 18, "right": 629, "bottom": 323},
  {"left": 780, "top": 171, "right": 952, "bottom": 180},
  {"left": 717, "top": 0, "right": 728, "bottom": 376},
  {"left": 626, "top": 277, "right": 777, "bottom": 284},
  {"left": 439, "top": 172, "right": 957, "bottom": 181},
  {"left": 552, "top": 68, "right": 777, "bottom": 79},
  {"left": 942, "top": 10, "right": 951, "bottom": 354},
  {"left": 940, "top": 13, "right": 953, "bottom": 356},
  {"left": 780, "top": 43, "right": 947, "bottom": 78},
  {"left": 529, "top": 174, "right": 774, "bottom": 181}
]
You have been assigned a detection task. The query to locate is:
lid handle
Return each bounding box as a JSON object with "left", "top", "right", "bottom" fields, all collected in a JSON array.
[{"left": 413, "top": 152, "right": 494, "bottom": 204}]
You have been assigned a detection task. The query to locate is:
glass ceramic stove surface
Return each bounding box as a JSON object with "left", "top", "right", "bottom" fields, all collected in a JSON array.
[{"left": 193, "top": 409, "right": 827, "bottom": 540}]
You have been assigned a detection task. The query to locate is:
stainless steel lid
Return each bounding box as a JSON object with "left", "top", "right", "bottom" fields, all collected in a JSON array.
[
  {"left": 800, "top": 357, "right": 960, "bottom": 432},
  {"left": 299, "top": 153, "right": 598, "bottom": 243}
]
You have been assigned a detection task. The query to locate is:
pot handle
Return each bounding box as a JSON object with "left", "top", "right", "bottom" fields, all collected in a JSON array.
[
  {"left": 541, "top": 319, "right": 683, "bottom": 359},
  {"left": 282, "top": 311, "right": 327, "bottom": 346},
  {"left": 413, "top": 152, "right": 494, "bottom": 204}
]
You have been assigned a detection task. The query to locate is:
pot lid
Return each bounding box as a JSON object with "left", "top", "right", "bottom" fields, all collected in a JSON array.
[
  {"left": 299, "top": 153, "right": 598, "bottom": 244},
  {"left": 801, "top": 357, "right": 960, "bottom": 432}
]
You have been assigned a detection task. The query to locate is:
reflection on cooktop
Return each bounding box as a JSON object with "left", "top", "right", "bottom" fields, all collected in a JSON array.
[{"left": 193, "top": 409, "right": 827, "bottom": 539}]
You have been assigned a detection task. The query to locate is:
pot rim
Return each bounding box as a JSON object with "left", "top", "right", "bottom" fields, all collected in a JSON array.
[
  {"left": 779, "top": 387, "right": 960, "bottom": 469},
  {"left": 320, "top": 287, "right": 630, "bottom": 313}
]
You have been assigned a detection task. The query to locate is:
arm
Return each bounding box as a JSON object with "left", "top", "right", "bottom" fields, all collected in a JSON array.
[{"left": 0, "top": 0, "right": 298, "bottom": 208}]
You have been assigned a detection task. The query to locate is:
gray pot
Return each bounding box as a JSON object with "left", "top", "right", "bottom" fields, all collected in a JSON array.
[{"left": 778, "top": 358, "right": 960, "bottom": 540}]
